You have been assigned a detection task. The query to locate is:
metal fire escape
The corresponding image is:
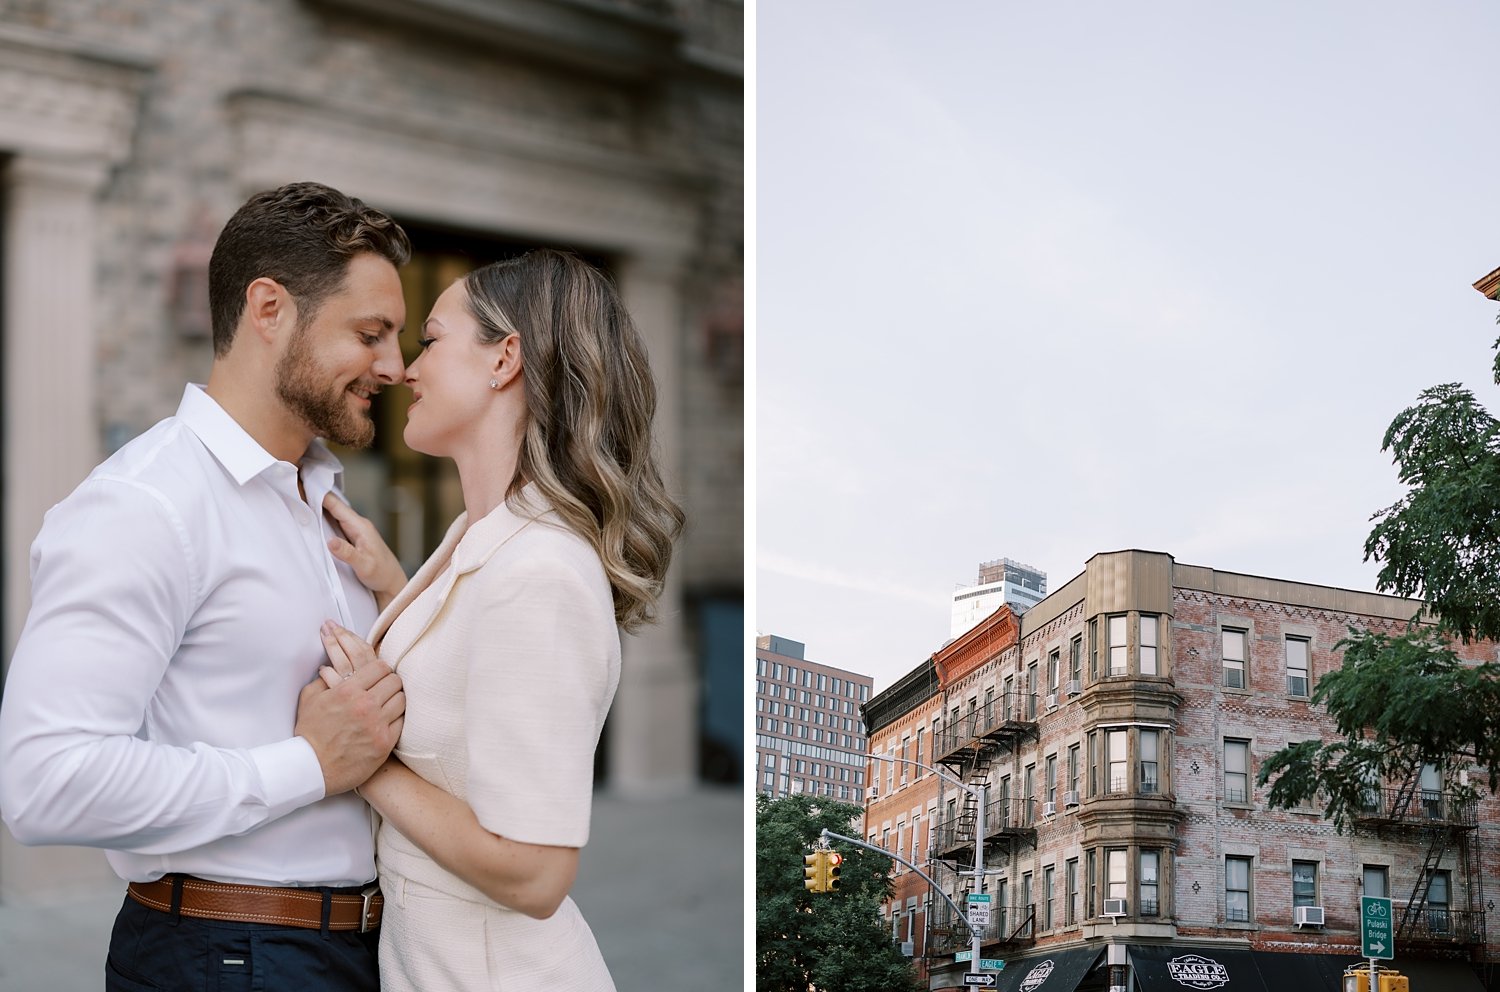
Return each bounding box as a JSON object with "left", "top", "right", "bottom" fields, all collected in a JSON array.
[
  {"left": 1355, "top": 765, "right": 1486, "bottom": 957},
  {"left": 925, "top": 691, "right": 1041, "bottom": 956}
]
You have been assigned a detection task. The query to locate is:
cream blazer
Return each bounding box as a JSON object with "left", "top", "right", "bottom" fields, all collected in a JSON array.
[{"left": 369, "top": 487, "right": 622, "bottom": 902}]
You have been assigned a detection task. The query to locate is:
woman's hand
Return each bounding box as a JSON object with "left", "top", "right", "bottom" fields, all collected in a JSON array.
[
  {"left": 317, "top": 620, "right": 383, "bottom": 688},
  {"left": 323, "top": 493, "right": 405, "bottom": 609}
]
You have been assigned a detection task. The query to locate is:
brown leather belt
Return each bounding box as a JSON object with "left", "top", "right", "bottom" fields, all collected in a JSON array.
[{"left": 127, "top": 875, "right": 383, "bottom": 932}]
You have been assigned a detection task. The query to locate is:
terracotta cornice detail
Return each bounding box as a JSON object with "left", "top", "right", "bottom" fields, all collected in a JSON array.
[{"left": 934, "top": 605, "right": 1018, "bottom": 687}]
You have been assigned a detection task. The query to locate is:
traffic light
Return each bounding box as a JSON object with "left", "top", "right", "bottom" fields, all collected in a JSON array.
[
  {"left": 804, "top": 851, "right": 825, "bottom": 893},
  {"left": 825, "top": 851, "right": 842, "bottom": 892}
]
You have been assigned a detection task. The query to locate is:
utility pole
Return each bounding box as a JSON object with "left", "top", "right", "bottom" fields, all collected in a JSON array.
[{"left": 867, "top": 752, "right": 990, "bottom": 985}]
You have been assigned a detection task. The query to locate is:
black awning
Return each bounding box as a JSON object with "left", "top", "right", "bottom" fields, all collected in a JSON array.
[
  {"left": 1249, "top": 949, "right": 1344, "bottom": 992},
  {"left": 1127, "top": 943, "right": 1268, "bottom": 992},
  {"left": 989, "top": 945, "right": 1104, "bottom": 992}
]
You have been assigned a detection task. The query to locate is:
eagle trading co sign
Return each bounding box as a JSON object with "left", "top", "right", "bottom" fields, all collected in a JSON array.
[
  {"left": 1166, "top": 954, "right": 1231, "bottom": 990},
  {"left": 1018, "top": 959, "right": 1054, "bottom": 991}
]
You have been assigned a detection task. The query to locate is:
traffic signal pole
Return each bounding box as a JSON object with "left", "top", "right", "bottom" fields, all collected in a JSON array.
[
  {"left": 971, "top": 782, "right": 986, "bottom": 982},
  {"left": 861, "top": 753, "right": 991, "bottom": 982}
]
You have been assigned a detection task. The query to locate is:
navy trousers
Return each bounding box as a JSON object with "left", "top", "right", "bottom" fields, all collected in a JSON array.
[{"left": 104, "top": 891, "right": 380, "bottom": 992}]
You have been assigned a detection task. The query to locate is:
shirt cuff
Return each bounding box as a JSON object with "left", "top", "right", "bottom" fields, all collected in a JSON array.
[{"left": 250, "top": 737, "right": 327, "bottom": 818}]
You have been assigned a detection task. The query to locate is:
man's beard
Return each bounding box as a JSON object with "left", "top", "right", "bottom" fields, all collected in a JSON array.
[{"left": 275, "top": 324, "right": 379, "bottom": 449}]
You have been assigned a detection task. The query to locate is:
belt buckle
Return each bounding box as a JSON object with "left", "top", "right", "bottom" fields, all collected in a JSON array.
[{"left": 359, "top": 884, "right": 380, "bottom": 933}]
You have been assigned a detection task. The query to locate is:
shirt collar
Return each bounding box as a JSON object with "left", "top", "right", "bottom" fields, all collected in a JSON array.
[{"left": 175, "top": 384, "right": 344, "bottom": 488}]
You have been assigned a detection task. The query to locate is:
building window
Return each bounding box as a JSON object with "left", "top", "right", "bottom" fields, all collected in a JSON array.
[
  {"left": 1292, "top": 860, "right": 1318, "bottom": 909},
  {"left": 1106, "top": 848, "right": 1127, "bottom": 903},
  {"left": 1066, "top": 858, "right": 1079, "bottom": 925},
  {"left": 999, "top": 776, "right": 1012, "bottom": 829},
  {"left": 1286, "top": 636, "right": 1310, "bottom": 697},
  {"left": 757, "top": 658, "right": 766, "bottom": 676},
  {"left": 1068, "top": 744, "right": 1080, "bottom": 797},
  {"left": 1045, "top": 753, "right": 1058, "bottom": 805},
  {"left": 1140, "top": 614, "right": 1158, "bottom": 675},
  {"left": 1140, "top": 850, "right": 1160, "bottom": 917},
  {"left": 1048, "top": 649, "right": 1060, "bottom": 693},
  {"left": 1043, "top": 865, "right": 1055, "bottom": 930},
  {"left": 1225, "top": 739, "right": 1250, "bottom": 804},
  {"left": 1087, "top": 731, "right": 1100, "bottom": 797},
  {"left": 915, "top": 728, "right": 924, "bottom": 775},
  {"left": 1428, "top": 870, "right": 1451, "bottom": 934},
  {"left": 1023, "top": 764, "right": 1036, "bottom": 825},
  {"left": 1026, "top": 663, "right": 1038, "bottom": 718},
  {"left": 1089, "top": 618, "right": 1099, "bottom": 680},
  {"left": 1021, "top": 873, "right": 1034, "bottom": 936},
  {"left": 1140, "top": 729, "right": 1160, "bottom": 794},
  {"left": 1070, "top": 635, "right": 1083, "bottom": 684},
  {"left": 1420, "top": 762, "right": 1443, "bottom": 819},
  {"left": 1106, "top": 729, "right": 1127, "bottom": 794},
  {"left": 997, "top": 878, "right": 1009, "bottom": 936},
  {"left": 1109, "top": 616, "right": 1128, "bottom": 676},
  {"left": 1226, "top": 856, "right": 1252, "bottom": 923},
  {"left": 1223, "top": 628, "right": 1247, "bottom": 689},
  {"left": 1002, "top": 676, "right": 1015, "bottom": 722},
  {"left": 1086, "top": 849, "right": 1098, "bottom": 918},
  {"left": 900, "top": 737, "right": 909, "bottom": 786}
]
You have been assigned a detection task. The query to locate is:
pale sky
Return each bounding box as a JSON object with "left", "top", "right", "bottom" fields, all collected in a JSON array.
[{"left": 757, "top": 2, "right": 1500, "bottom": 694}]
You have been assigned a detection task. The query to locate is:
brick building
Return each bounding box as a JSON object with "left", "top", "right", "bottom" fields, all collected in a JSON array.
[
  {"left": 865, "top": 550, "right": 1498, "bottom": 992},
  {"left": 0, "top": 0, "right": 741, "bottom": 903},
  {"left": 754, "top": 635, "right": 872, "bottom": 802}
]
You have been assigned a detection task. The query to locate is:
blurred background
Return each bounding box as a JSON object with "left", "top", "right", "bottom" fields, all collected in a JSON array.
[{"left": 0, "top": 0, "right": 742, "bottom": 986}]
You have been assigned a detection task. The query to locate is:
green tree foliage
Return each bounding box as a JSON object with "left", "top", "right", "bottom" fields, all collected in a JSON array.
[
  {"left": 1259, "top": 346, "right": 1500, "bottom": 826},
  {"left": 1257, "top": 626, "right": 1500, "bottom": 831},
  {"left": 755, "top": 793, "right": 923, "bottom": 992}
]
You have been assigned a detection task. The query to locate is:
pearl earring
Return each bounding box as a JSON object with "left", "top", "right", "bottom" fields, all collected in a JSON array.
[{"left": 489, "top": 379, "right": 499, "bottom": 389}]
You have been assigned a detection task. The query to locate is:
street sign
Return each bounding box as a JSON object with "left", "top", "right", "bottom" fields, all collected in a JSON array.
[
  {"left": 1361, "top": 896, "right": 1394, "bottom": 960},
  {"left": 963, "top": 975, "right": 998, "bottom": 988},
  {"left": 979, "top": 959, "right": 1007, "bottom": 970},
  {"left": 954, "top": 951, "right": 974, "bottom": 963},
  {"left": 967, "top": 893, "right": 992, "bottom": 927}
]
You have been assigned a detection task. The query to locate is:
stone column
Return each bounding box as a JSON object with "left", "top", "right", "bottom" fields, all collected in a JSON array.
[
  {"left": 1, "top": 153, "right": 115, "bottom": 902},
  {"left": 3, "top": 154, "right": 108, "bottom": 658},
  {"left": 609, "top": 253, "right": 698, "bottom": 797}
]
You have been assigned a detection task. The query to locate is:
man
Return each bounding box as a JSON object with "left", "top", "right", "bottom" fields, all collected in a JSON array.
[{"left": 0, "top": 182, "right": 411, "bottom": 990}]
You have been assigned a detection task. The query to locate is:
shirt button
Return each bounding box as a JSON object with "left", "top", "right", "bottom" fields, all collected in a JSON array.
[{"left": 297, "top": 506, "right": 314, "bottom": 526}]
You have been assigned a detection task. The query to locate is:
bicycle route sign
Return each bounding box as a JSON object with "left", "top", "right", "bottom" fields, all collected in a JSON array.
[{"left": 1361, "top": 895, "right": 1393, "bottom": 960}]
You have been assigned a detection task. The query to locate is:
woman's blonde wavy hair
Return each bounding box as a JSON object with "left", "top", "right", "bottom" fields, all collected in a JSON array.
[{"left": 463, "top": 249, "right": 685, "bottom": 631}]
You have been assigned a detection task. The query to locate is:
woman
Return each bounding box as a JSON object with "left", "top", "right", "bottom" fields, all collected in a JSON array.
[{"left": 315, "top": 249, "right": 683, "bottom": 991}]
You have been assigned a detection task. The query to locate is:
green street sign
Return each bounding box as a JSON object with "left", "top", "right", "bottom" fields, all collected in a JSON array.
[
  {"left": 955, "top": 951, "right": 974, "bottom": 963},
  {"left": 1361, "top": 896, "right": 1394, "bottom": 960},
  {"left": 979, "top": 959, "right": 1007, "bottom": 970},
  {"left": 967, "top": 894, "right": 993, "bottom": 904}
]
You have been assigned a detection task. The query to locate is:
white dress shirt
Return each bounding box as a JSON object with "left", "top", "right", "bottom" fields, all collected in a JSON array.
[{"left": 0, "top": 384, "right": 379, "bottom": 887}]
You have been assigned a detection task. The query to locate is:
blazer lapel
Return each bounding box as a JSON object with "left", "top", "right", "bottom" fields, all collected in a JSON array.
[{"left": 368, "top": 512, "right": 467, "bottom": 651}]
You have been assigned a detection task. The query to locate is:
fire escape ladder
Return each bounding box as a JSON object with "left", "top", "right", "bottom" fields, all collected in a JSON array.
[
  {"left": 1388, "top": 764, "right": 1422, "bottom": 821},
  {"left": 1396, "top": 825, "right": 1452, "bottom": 939}
]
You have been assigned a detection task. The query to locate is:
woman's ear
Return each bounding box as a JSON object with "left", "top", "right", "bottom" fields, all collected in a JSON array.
[{"left": 491, "top": 333, "right": 524, "bottom": 390}]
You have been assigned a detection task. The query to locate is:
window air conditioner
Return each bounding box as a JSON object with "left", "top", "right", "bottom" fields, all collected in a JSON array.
[
  {"left": 1294, "top": 906, "right": 1325, "bottom": 927},
  {"left": 1042, "top": 801, "right": 1058, "bottom": 817},
  {"left": 1045, "top": 693, "right": 1059, "bottom": 710},
  {"left": 1065, "top": 680, "right": 1082, "bottom": 696},
  {"left": 1062, "top": 790, "right": 1081, "bottom": 807},
  {"left": 899, "top": 941, "right": 915, "bottom": 957},
  {"left": 1102, "top": 899, "right": 1128, "bottom": 917}
]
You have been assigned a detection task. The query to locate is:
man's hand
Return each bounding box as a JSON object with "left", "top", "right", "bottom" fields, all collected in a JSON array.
[
  {"left": 294, "top": 623, "right": 405, "bottom": 795},
  {"left": 323, "top": 493, "right": 406, "bottom": 607}
]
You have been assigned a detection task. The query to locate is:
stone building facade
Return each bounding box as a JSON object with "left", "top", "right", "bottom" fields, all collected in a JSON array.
[
  {"left": 867, "top": 550, "right": 1498, "bottom": 992},
  {"left": 0, "top": 0, "right": 741, "bottom": 902}
]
